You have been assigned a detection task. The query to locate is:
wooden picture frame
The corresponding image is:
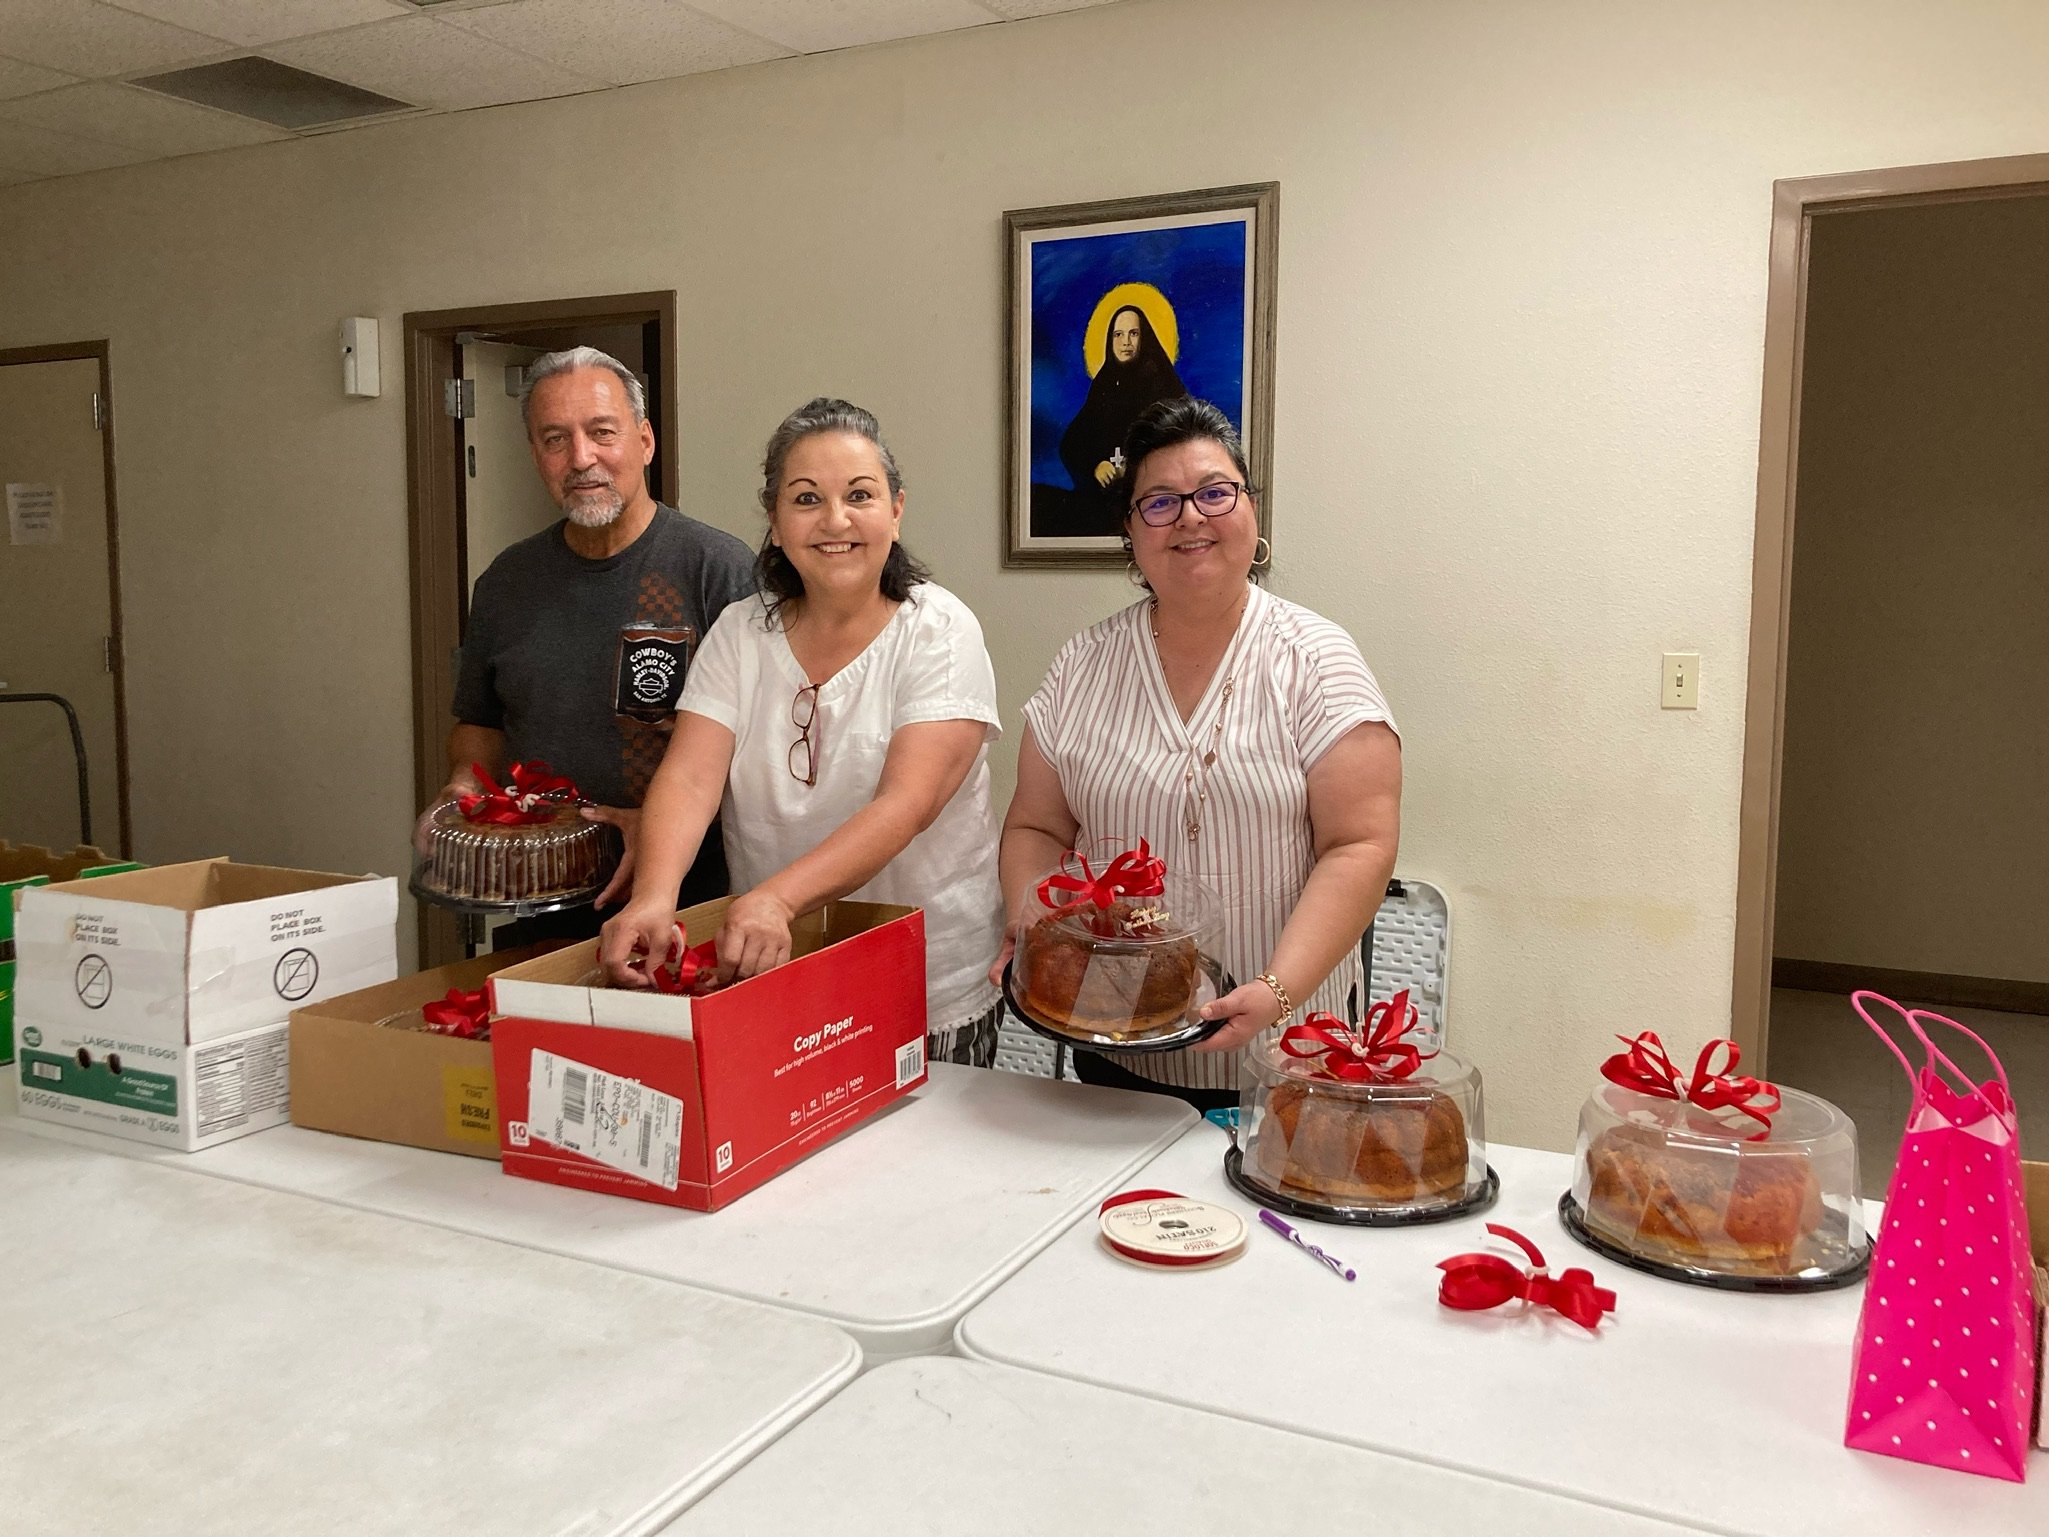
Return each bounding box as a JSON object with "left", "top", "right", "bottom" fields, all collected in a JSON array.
[{"left": 1004, "top": 182, "right": 1278, "bottom": 569}]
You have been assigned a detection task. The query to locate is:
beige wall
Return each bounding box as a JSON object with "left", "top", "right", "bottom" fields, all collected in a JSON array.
[
  {"left": 1774, "top": 195, "right": 2049, "bottom": 982},
  {"left": 2, "top": 0, "right": 2046, "bottom": 1147}
]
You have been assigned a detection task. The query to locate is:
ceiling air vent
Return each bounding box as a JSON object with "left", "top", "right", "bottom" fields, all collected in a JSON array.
[{"left": 129, "top": 57, "right": 417, "bottom": 132}]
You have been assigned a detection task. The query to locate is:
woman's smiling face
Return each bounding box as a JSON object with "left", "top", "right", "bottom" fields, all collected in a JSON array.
[
  {"left": 1125, "top": 437, "right": 1257, "bottom": 598},
  {"left": 769, "top": 430, "right": 903, "bottom": 603}
]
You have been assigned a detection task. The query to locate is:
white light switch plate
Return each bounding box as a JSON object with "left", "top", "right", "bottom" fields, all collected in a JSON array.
[{"left": 1662, "top": 652, "right": 1699, "bottom": 709}]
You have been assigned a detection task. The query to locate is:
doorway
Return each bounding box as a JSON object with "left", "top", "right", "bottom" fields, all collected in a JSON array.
[
  {"left": 1731, "top": 155, "right": 2049, "bottom": 1188},
  {"left": 0, "top": 341, "right": 132, "bottom": 858},
  {"left": 403, "top": 293, "right": 677, "bottom": 966}
]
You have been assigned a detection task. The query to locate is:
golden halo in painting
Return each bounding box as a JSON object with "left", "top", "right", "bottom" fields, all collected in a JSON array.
[{"left": 1083, "top": 282, "right": 1180, "bottom": 377}]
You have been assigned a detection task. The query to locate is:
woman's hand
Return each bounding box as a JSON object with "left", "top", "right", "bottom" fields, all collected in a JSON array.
[
  {"left": 599, "top": 900, "right": 682, "bottom": 989},
  {"left": 1191, "top": 977, "right": 1286, "bottom": 1053},
  {"left": 1093, "top": 459, "right": 1119, "bottom": 487},
  {"left": 581, "top": 804, "right": 641, "bottom": 907},
  {"left": 987, "top": 927, "right": 1017, "bottom": 989},
  {"left": 717, "top": 888, "right": 796, "bottom": 982}
]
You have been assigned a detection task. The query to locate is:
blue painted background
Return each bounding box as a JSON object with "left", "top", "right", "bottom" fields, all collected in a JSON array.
[{"left": 1028, "top": 218, "right": 1250, "bottom": 489}]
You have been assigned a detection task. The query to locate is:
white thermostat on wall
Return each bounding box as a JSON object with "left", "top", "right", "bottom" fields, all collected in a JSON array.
[{"left": 341, "top": 316, "right": 380, "bottom": 398}]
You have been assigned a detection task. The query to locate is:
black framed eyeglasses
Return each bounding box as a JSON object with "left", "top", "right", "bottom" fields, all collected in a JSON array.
[
  {"left": 788, "top": 683, "right": 821, "bottom": 786},
  {"left": 1131, "top": 481, "right": 1248, "bottom": 527}
]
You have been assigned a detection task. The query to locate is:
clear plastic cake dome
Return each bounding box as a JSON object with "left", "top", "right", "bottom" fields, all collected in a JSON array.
[
  {"left": 412, "top": 794, "right": 619, "bottom": 913},
  {"left": 1563, "top": 1077, "right": 1867, "bottom": 1289},
  {"left": 1011, "top": 844, "right": 1220, "bottom": 1047},
  {"left": 1232, "top": 1017, "right": 1493, "bottom": 1225}
]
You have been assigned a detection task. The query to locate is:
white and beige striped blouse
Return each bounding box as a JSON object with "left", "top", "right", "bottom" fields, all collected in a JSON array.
[{"left": 1021, "top": 584, "right": 1398, "bottom": 1092}]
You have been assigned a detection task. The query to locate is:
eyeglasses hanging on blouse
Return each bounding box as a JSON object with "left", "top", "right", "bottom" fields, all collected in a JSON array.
[{"left": 789, "top": 682, "right": 821, "bottom": 786}]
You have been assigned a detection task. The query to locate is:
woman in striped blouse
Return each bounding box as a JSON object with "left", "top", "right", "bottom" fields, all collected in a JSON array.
[{"left": 994, "top": 398, "right": 1403, "bottom": 1111}]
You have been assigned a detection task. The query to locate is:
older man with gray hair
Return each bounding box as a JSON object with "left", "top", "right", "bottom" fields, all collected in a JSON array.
[{"left": 423, "top": 346, "right": 755, "bottom": 944}]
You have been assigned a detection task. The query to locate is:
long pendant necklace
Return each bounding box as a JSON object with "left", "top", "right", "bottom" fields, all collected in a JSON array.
[{"left": 1151, "top": 592, "right": 1247, "bottom": 846}]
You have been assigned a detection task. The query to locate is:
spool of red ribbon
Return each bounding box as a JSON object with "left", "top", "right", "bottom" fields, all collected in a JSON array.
[
  {"left": 1277, "top": 989, "right": 1430, "bottom": 1083},
  {"left": 1598, "top": 1030, "right": 1780, "bottom": 1132},
  {"left": 1035, "top": 840, "right": 1167, "bottom": 928},
  {"left": 420, "top": 986, "right": 491, "bottom": 1039},
  {"left": 1437, "top": 1224, "right": 1616, "bottom": 1332},
  {"left": 457, "top": 760, "right": 580, "bottom": 826}
]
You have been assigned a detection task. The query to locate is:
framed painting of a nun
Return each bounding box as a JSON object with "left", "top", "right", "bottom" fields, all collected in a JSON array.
[{"left": 1004, "top": 182, "right": 1278, "bottom": 568}]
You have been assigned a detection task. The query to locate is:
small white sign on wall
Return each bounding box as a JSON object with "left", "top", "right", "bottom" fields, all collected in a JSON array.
[{"left": 6, "top": 482, "right": 62, "bottom": 545}]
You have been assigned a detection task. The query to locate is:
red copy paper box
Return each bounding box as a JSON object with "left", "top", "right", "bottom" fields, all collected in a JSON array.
[{"left": 487, "top": 899, "right": 928, "bottom": 1210}]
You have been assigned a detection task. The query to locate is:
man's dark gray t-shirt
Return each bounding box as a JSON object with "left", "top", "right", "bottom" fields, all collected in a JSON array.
[{"left": 454, "top": 505, "right": 756, "bottom": 816}]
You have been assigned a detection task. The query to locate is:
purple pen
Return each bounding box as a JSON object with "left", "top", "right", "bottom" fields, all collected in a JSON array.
[{"left": 1258, "top": 1208, "right": 1357, "bottom": 1281}]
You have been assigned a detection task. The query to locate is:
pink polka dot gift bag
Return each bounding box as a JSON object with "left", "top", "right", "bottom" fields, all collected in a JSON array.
[{"left": 1845, "top": 992, "right": 2037, "bottom": 1482}]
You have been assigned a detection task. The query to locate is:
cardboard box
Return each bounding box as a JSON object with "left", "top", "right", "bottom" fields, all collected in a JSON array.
[
  {"left": 0, "top": 842, "right": 142, "bottom": 1064},
  {"left": 289, "top": 943, "right": 564, "bottom": 1159},
  {"left": 488, "top": 897, "right": 927, "bottom": 1210},
  {"left": 13, "top": 858, "right": 398, "bottom": 1150},
  {"left": 2026, "top": 1160, "right": 2047, "bottom": 1452}
]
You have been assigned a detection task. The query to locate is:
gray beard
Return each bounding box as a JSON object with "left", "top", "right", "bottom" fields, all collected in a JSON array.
[{"left": 563, "top": 485, "right": 624, "bottom": 528}]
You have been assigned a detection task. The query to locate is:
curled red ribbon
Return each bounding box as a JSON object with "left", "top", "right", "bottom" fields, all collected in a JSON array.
[
  {"left": 1035, "top": 840, "right": 1168, "bottom": 919},
  {"left": 605, "top": 928, "right": 724, "bottom": 996},
  {"left": 1599, "top": 1031, "right": 1781, "bottom": 1132},
  {"left": 457, "top": 760, "right": 580, "bottom": 826},
  {"left": 1278, "top": 989, "right": 1430, "bottom": 1083},
  {"left": 420, "top": 986, "right": 490, "bottom": 1039},
  {"left": 1437, "top": 1224, "right": 1616, "bottom": 1332}
]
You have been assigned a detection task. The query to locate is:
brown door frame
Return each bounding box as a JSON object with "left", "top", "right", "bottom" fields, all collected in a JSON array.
[
  {"left": 402, "top": 291, "right": 678, "bottom": 964},
  {"left": 0, "top": 338, "right": 134, "bottom": 857},
  {"left": 1729, "top": 153, "right": 2049, "bottom": 1068}
]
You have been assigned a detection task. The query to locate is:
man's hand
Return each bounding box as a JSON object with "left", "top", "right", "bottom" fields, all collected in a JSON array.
[
  {"left": 412, "top": 774, "right": 481, "bottom": 857},
  {"left": 582, "top": 805, "right": 641, "bottom": 907},
  {"left": 716, "top": 888, "right": 796, "bottom": 982}
]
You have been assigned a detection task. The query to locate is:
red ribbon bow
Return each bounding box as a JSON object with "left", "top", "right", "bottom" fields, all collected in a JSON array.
[
  {"left": 1277, "top": 989, "right": 1430, "bottom": 1083},
  {"left": 605, "top": 928, "right": 723, "bottom": 996},
  {"left": 1437, "top": 1224, "right": 1616, "bottom": 1332},
  {"left": 457, "top": 760, "right": 580, "bottom": 826},
  {"left": 1035, "top": 840, "right": 1168, "bottom": 924},
  {"left": 1599, "top": 1031, "right": 1781, "bottom": 1132},
  {"left": 420, "top": 986, "right": 491, "bottom": 1039}
]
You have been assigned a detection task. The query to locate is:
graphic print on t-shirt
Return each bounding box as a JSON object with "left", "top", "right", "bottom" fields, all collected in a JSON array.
[{"left": 621, "top": 570, "right": 687, "bottom": 801}]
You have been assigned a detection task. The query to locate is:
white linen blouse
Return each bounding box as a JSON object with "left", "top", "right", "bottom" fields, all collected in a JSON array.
[{"left": 679, "top": 582, "right": 1004, "bottom": 1036}]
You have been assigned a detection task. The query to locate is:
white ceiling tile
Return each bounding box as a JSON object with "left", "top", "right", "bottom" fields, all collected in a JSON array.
[
  {"left": 977, "top": 0, "right": 1126, "bottom": 17},
  {"left": 0, "top": 81, "right": 286, "bottom": 153},
  {"left": 0, "top": 52, "right": 77, "bottom": 98},
  {"left": 0, "top": 117, "right": 153, "bottom": 174},
  {"left": 107, "top": 0, "right": 412, "bottom": 48},
  {"left": 685, "top": 0, "right": 992, "bottom": 54},
  {"left": 0, "top": 0, "right": 229, "bottom": 77},
  {"left": 266, "top": 14, "right": 606, "bottom": 111},
  {"left": 441, "top": 0, "right": 789, "bottom": 88}
]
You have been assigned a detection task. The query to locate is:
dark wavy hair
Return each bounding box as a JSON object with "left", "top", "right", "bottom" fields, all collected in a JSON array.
[
  {"left": 754, "top": 397, "right": 932, "bottom": 624},
  {"left": 1110, "top": 397, "right": 1264, "bottom": 587}
]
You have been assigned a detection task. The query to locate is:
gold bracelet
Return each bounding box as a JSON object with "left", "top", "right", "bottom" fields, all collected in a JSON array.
[{"left": 1255, "top": 971, "right": 1294, "bottom": 1028}]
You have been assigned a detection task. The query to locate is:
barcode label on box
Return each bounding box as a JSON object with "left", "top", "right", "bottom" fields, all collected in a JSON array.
[
  {"left": 526, "top": 1049, "right": 682, "bottom": 1191},
  {"left": 896, "top": 1037, "right": 925, "bottom": 1089}
]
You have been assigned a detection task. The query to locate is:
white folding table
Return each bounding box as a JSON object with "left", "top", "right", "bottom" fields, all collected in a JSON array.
[
  {"left": 0, "top": 1125, "right": 858, "bottom": 1537},
  {"left": 956, "top": 1123, "right": 2047, "bottom": 1536},
  {"left": 661, "top": 1355, "right": 1718, "bottom": 1535},
  {"left": 9, "top": 1064, "right": 1192, "bottom": 1360}
]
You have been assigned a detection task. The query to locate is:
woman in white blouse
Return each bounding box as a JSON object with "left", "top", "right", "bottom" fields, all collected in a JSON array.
[
  {"left": 601, "top": 398, "right": 1005, "bottom": 1067},
  {"left": 995, "top": 398, "right": 1402, "bottom": 1110}
]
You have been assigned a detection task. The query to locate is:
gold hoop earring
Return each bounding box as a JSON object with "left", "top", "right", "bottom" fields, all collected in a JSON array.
[
  {"left": 1126, "top": 559, "right": 1149, "bottom": 589},
  {"left": 1253, "top": 536, "right": 1272, "bottom": 568}
]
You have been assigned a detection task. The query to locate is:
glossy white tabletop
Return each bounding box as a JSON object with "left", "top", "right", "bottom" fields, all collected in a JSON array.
[
  {"left": 661, "top": 1355, "right": 1718, "bottom": 1535},
  {"left": 957, "top": 1124, "right": 2046, "bottom": 1535},
  {"left": 0, "top": 1125, "right": 858, "bottom": 1537},
  {"left": 8, "top": 1064, "right": 1193, "bottom": 1360}
]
